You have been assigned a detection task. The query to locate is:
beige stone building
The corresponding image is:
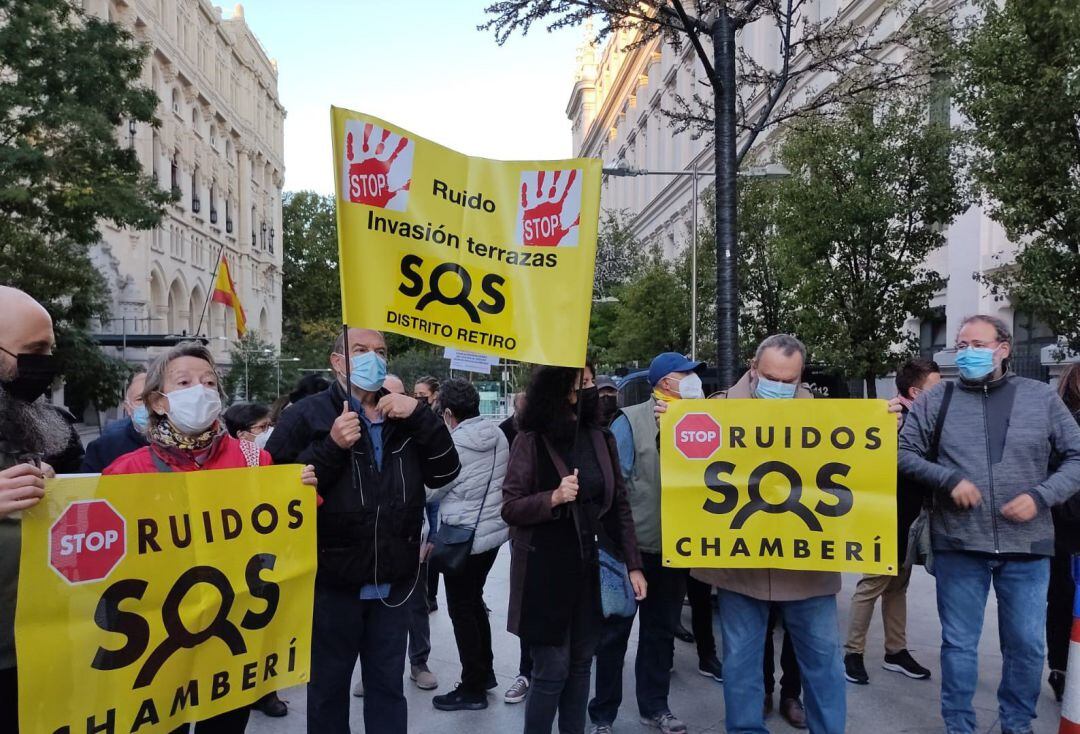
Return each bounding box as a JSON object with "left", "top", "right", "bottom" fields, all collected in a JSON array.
[
  {"left": 85, "top": 0, "right": 285, "bottom": 364},
  {"left": 567, "top": 3, "right": 1075, "bottom": 385}
]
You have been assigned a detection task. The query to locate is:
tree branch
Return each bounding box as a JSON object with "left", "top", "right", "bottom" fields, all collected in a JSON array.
[{"left": 669, "top": 0, "right": 716, "bottom": 83}]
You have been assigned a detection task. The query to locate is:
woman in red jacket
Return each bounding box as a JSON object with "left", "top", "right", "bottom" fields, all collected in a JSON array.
[{"left": 104, "top": 341, "right": 316, "bottom": 733}]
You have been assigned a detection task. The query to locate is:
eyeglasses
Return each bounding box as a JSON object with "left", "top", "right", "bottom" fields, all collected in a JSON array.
[{"left": 954, "top": 340, "right": 1000, "bottom": 351}]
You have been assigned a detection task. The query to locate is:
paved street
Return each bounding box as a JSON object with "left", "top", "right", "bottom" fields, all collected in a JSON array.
[{"left": 249, "top": 553, "right": 1062, "bottom": 733}]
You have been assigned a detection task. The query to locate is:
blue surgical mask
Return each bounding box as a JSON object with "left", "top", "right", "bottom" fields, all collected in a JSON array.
[
  {"left": 755, "top": 376, "right": 798, "bottom": 400},
  {"left": 349, "top": 352, "right": 387, "bottom": 392},
  {"left": 956, "top": 346, "right": 997, "bottom": 381},
  {"left": 130, "top": 404, "right": 149, "bottom": 432}
]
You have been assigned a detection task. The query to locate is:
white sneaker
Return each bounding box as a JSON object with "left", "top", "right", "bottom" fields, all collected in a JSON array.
[{"left": 504, "top": 675, "right": 530, "bottom": 704}]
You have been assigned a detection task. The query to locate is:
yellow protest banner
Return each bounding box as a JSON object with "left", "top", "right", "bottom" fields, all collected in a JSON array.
[
  {"left": 331, "top": 105, "right": 601, "bottom": 367},
  {"left": 660, "top": 399, "right": 897, "bottom": 575},
  {"left": 15, "top": 466, "right": 316, "bottom": 734}
]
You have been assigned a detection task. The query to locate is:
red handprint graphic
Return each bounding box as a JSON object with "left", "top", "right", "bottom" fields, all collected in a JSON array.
[
  {"left": 517, "top": 169, "right": 583, "bottom": 247},
  {"left": 343, "top": 121, "right": 414, "bottom": 211}
]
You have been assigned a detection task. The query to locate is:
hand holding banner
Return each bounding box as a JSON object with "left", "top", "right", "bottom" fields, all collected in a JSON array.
[
  {"left": 331, "top": 106, "right": 601, "bottom": 367},
  {"left": 15, "top": 466, "right": 316, "bottom": 734},
  {"left": 660, "top": 399, "right": 898, "bottom": 575}
]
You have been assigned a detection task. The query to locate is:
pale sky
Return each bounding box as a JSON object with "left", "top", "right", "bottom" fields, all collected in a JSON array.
[{"left": 234, "top": 1, "right": 583, "bottom": 195}]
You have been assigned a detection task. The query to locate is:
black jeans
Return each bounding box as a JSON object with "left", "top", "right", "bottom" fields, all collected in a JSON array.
[
  {"left": 1047, "top": 551, "right": 1075, "bottom": 671},
  {"left": 444, "top": 547, "right": 500, "bottom": 694},
  {"left": 589, "top": 553, "right": 685, "bottom": 724},
  {"left": 519, "top": 639, "right": 534, "bottom": 678},
  {"left": 764, "top": 605, "right": 802, "bottom": 699},
  {"left": 408, "top": 562, "right": 431, "bottom": 666},
  {"left": 1, "top": 666, "right": 16, "bottom": 734},
  {"left": 686, "top": 574, "right": 717, "bottom": 661},
  {"left": 308, "top": 583, "right": 409, "bottom": 734},
  {"left": 524, "top": 577, "right": 602, "bottom": 734}
]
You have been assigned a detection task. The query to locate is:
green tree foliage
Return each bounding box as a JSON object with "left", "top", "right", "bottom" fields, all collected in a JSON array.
[
  {"left": 737, "top": 180, "right": 795, "bottom": 359},
  {"left": 281, "top": 191, "right": 341, "bottom": 369},
  {"left": 954, "top": 0, "right": 1080, "bottom": 352},
  {"left": 588, "top": 212, "right": 689, "bottom": 366},
  {"left": 223, "top": 332, "right": 280, "bottom": 404},
  {"left": 0, "top": 0, "right": 170, "bottom": 413},
  {"left": 775, "top": 91, "right": 967, "bottom": 396}
]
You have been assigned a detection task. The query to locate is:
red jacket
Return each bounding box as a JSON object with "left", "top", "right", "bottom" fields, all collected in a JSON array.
[{"left": 103, "top": 433, "right": 269, "bottom": 475}]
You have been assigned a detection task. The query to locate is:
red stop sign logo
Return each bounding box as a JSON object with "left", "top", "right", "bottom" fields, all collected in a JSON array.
[
  {"left": 674, "top": 413, "right": 721, "bottom": 460},
  {"left": 49, "top": 500, "right": 126, "bottom": 585}
]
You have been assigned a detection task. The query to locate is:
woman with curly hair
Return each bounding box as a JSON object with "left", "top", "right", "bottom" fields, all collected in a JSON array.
[{"left": 502, "top": 364, "right": 646, "bottom": 734}]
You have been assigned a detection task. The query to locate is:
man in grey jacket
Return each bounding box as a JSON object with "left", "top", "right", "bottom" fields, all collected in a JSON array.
[{"left": 899, "top": 314, "right": 1080, "bottom": 734}]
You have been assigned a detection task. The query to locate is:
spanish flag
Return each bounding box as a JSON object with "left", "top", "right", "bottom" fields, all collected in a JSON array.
[{"left": 212, "top": 255, "right": 247, "bottom": 337}]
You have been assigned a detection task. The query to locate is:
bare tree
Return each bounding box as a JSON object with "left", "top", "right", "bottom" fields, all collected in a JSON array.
[{"left": 482, "top": 0, "right": 954, "bottom": 385}]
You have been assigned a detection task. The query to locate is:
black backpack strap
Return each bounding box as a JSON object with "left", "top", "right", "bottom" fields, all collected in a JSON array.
[
  {"left": 927, "top": 381, "right": 954, "bottom": 463},
  {"left": 922, "top": 381, "right": 954, "bottom": 510}
]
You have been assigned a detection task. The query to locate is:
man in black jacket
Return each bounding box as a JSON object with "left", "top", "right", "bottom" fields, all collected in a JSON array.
[
  {"left": 266, "top": 327, "right": 459, "bottom": 734},
  {"left": 80, "top": 370, "right": 149, "bottom": 473},
  {"left": 0, "top": 287, "right": 85, "bottom": 734}
]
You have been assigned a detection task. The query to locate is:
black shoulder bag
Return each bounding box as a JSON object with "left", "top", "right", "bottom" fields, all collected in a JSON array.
[
  {"left": 904, "top": 381, "right": 953, "bottom": 575},
  {"left": 430, "top": 447, "right": 497, "bottom": 576}
]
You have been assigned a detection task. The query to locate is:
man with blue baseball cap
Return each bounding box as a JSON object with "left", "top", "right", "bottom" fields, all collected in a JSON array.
[{"left": 587, "top": 352, "right": 705, "bottom": 734}]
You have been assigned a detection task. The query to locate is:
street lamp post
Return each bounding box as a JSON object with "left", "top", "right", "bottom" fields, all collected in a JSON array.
[
  {"left": 602, "top": 162, "right": 790, "bottom": 364},
  {"left": 276, "top": 357, "right": 301, "bottom": 397}
]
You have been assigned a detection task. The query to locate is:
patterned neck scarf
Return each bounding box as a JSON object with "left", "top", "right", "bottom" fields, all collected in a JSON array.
[{"left": 149, "top": 417, "right": 218, "bottom": 452}]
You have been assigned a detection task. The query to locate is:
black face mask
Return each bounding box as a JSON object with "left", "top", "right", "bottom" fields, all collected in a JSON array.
[
  {"left": 577, "top": 385, "right": 599, "bottom": 421},
  {"left": 598, "top": 394, "right": 619, "bottom": 425},
  {"left": 0, "top": 347, "right": 58, "bottom": 404}
]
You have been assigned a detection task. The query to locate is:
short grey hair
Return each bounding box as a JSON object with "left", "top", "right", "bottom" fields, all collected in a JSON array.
[
  {"left": 754, "top": 334, "right": 807, "bottom": 363},
  {"left": 959, "top": 315, "right": 1012, "bottom": 344},
  {"left": 141, "top": 341, "right": 224, "bottom": 430}
]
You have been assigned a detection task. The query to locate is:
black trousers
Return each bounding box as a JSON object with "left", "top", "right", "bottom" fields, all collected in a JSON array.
[
  {"left": 1, "top": 666, "right": 16, "bottom": 734},
  {"left": 444, "top": 547, "right": 500, "bottom": 694},
  {"left": 589, "top": 553, "right": 685, "bottom": 724},
  {"left": 307, "top": 583, "right": 409, "bottom": 734},
  {"left": 1048, "top": 551, "right": 1075, "bottom": 672},
  {"left": 519, "top": 638, "right": 534, "bottom": 678},
  {"left": 524, "top": 578, "right": 603, "bottom": 734},
  {"left": 764, "top": 604, "right": 802, "bottom": 699},
  {"left": 686, "top": 574, "right": 717, "bottom": 661}
]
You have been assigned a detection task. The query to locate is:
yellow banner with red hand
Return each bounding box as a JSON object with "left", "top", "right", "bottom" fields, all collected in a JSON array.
[{"left": 331, "top": 106, "right": 601, "bottom": 367}]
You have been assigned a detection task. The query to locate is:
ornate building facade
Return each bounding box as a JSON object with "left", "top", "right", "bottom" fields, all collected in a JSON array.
[
  {"left": 85, "top": 0, "right": 285, "bottom": 363},
  {"left": 567, "top": 3, "right": 1074, "bottom": 384}
]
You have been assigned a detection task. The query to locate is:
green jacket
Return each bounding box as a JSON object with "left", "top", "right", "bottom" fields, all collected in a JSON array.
[{"left": 616, "top": 400, "right": 663, "bottom": 554}]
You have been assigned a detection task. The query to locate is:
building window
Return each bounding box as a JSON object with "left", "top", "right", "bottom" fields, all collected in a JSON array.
[
  {"left": 1013, "top": 310, "right": 1055, "bottom": 381},
  {"left": 919, "top": 307, "right": 947, "bottom": 360},
  {"left": 191, "top": 166, "right": 200, "bottom": 214},
  {"left": 171, "top": 88, "right": 180, "bottom": 115},
  {"left": 170, "top": 155, "right": 180, "bottom": 197}
]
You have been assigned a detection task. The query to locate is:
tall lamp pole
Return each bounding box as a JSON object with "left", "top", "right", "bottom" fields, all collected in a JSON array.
[
  {"left": 602, "top": 162, "right": 790, "bottom": 366},
  {"left": 276, "top": 357, "right": 301, "bottom": 398}
]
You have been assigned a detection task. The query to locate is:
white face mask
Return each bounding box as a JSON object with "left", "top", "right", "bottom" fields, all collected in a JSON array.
[
  {"left": 677, "top": 373, "right": 705, "bottom": 400},
  {"left": 163, "top": 385, "right": 221, "bottom": 434},
  {"left": 254, "top": 427, "right": 273, "bottom": 449}
]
